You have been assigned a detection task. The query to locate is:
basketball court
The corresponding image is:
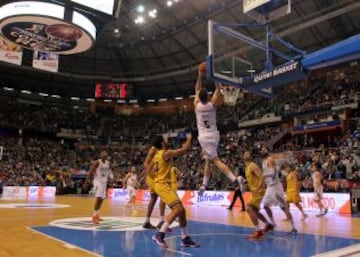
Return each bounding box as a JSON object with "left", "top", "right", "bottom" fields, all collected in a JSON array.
[
  {"left": 1, "top": 196, "right": 360, "bottom": 257},
  {"left": 0, "top": 1, "right": 359, "bottom": 257}
]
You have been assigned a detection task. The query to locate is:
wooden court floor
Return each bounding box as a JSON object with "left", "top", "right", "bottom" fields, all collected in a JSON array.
[{"left": 1, "top": 195, "right": 360, "bottom": 257}]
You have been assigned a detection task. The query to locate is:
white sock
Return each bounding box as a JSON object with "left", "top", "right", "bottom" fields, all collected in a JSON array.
[
  {"left": 202, "top": 175, "right": 209, "bottom": 187},
  {"left": 226, "top": 172, "right": 236, "bottom": 182},
  {"left": 159, "top": 221, "right": 170, "bottom": 233},
  {"left": 181, "top": 227, "right": 188, "bottom": 239}
]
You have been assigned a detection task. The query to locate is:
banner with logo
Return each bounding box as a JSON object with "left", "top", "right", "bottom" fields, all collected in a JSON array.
[
  {"left": 0, "top": 35, "right": 22, "bottom": 65},
  {"left": 0, "top": 2, "right": 96, "bottom": 55},
  {"left": 32, "top": 50, "right": 59, "bottom": 72},
  {"left": 2, "top": 186, "right": 56, "bottom": 198},
  {"left": 126, "top": 189, "right": 351, "bottom": 214},
  {"left": 2, "top": 186, "right": 27, "bottom": 198}
]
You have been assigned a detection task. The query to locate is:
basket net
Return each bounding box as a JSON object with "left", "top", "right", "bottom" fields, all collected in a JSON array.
[{"left": 219, "top": 84, "right": 241, "bottom": 106}]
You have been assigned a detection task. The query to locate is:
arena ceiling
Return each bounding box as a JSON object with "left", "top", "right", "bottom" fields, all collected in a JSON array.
[{"left": 0, "top": 0, "right": 359, "bottom": 101}]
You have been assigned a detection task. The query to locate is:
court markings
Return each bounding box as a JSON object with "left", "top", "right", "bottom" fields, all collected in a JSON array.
[
  {"left": 0, "top": 203, "right": 70, "bottom": 208},
  {"left": 31, "top": 220, "right": 360, "bottom": 257},
  {"left": 311, "top": 243, "right": 360, "bottom": 257},
  {"left": 50, "top": 216, "right": 180, "bottom": 231},
  {"left": 27, "top": 226, "right": 102, "bottom": 257}
]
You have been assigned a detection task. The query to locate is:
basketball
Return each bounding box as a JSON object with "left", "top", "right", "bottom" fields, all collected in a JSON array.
[
  {"left": 46, "top": 24, "right": 83, "bottom": 41},
  {"left": 198, "top": 61, "right": 207, "bottom": 72}
]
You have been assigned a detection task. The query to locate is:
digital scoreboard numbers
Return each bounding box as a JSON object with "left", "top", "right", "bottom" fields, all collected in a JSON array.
[{"left": 95, "top": 83, "right": 129, "bottom": 99}]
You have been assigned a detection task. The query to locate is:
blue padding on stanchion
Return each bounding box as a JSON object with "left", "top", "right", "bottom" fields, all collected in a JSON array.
[{"left": 302, "top": 34, "right": 360, "bottom": 70}]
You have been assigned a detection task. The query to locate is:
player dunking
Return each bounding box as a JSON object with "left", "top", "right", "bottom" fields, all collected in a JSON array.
[
  {"left": 194, "top": 64, "right": 239, "bottom": 194},
  {"left": 84, "top": 151, "right": 114, "bottom": 225},
  {"left": 151, "top": 134, "right": 199, "bottom": 248}
]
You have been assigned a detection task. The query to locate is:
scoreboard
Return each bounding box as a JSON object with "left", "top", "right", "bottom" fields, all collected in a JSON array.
[{"left": 95, "top": 82, "right": 130, "bottom": 99}]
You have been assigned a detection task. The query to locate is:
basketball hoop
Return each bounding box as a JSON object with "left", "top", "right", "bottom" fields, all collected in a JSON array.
[{"left": 219, "top": 84, "right": 241, "bottom": 106}]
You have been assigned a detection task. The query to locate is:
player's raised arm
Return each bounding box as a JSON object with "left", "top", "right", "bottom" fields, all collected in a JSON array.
[
  {"left": 143, "top": 146, "right": 157, "bottom": 172},
  {"left": 210, "top": 82, "right": 222, "bottom": 107},
  {"left": 163, "top": 134, "right": 192, "bottom": 161},
  {"left": 194, "top": 63, "right": 206, "bottom": 105}
]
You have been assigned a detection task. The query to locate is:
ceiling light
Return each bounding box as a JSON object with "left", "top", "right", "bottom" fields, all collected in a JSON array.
[
  {"left": 129, "top": 99, "right": 138, "bottom": 103},
  {"left": 147, "top": 99, "right": 155, "bottom": 103},
  {"left": 51, "top": 94, "right": 61, "bottom": 98},
  {"left": 104, "top": 99, "right": 112, "bottom": 103},
  {"left": 114, "top": 28, "right": 120, "bottom": 33},
  {"left": 221, "top": 70, "right": 232, "bottom": 74},
  {"left": 247, "top": 69, "right": 256, "bottom": 73},
  {"left": 3, "top": 87, "right": 14, "bottom": 91},
  {"left": 117, "top": 99, "right": 126, "bottom": 104},
  {"left": 39, "top": 93, "right": 48, "bottom": 97},
  {"left": 135, "top": 16, "right": 145, "bottom": 24},
  {"left": 158, "top": 98, "right": 167, "bottom": 102},
  {"left": 149, "top": 10, "right": 157, "bottom": 18},
  {"left": 175, "top": 96, "right": 183, "bottom": 100},
  {"left": 71, "top": 97, "right": 80, "bottom": 101},
  {"left": 21, "top": 90, "right": 32, "bottom": 94},
  {"left": 167, "top": 1, "right": 173, "bottom": 7},
  {"left": 86, "top": 98, "right": 95, "bottom": 102},
  {"left": 137, "top": 5, "right": 145, "bottom": 13}
]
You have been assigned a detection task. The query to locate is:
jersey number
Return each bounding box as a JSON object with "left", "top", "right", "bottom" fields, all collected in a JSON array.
[{"left": 204, "top": 120, "right": 210, "bottom": 129}]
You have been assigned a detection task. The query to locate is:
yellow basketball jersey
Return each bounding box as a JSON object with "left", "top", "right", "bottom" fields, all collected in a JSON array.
[
  {"left": 169, "top": 167, "right": 178, "bottom": 185},
  {"left": 245, "top": 162, "right": 261, "bottom": 191},
  {"left": 153, "top": 150, "right": 172, "bottom": 184},
  {"left": 286, "top": 172, "right": 297, "bottom": 193}
]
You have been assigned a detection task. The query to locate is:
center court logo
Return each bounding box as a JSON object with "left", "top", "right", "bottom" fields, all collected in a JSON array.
[{"left": 50, "top": 217, "right": 179, "bottom": 232}]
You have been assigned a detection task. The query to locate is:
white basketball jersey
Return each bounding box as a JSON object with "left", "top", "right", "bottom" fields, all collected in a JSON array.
[
  {"left": 262, "top": 159, "right": 279, "bottom": 187},
  {"left": 127, "top": 173, "right": 137, "bottom": 188},
  {"left": 195, "top": 102, "right": 217, "bottom": 134},
  {"left": 94, "top": 159, "right": 112, "bottom": 182}
]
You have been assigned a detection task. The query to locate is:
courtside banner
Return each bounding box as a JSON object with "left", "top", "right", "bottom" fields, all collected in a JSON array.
[
  {"left": 0, "top": 35, "right": 22, "bottom": 65},
  {"left": 2, "top": 186, "right": 56, "bottom": 198},
  {"left": 127, "top": 190, "right": 351, "bottom": 214},
  {"left": 2, "top": 186, "right": 27, "bottom": 198},
  {"left": 107, "top": 188, "right": 129, "bottom": 201},
  {"left": 32, "top": 50, "right": 59, "bottom": 72},
  {"left": 297, "top": 192, "right": 350, "bottom": 214}
]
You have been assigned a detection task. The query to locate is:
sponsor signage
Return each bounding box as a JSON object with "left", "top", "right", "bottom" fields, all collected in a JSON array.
[
  {"left": 126, "top": 189, "right": 351, "bottom": 214},
  {"left": 0, "top": 50, "right": 22, "bottom": 65},
  {"left": 2, "top": 186, "right": 56, "bottom": 198},
  {"left": 252, "top": 61, "right": 300, "bottom": 84},
  {"left": 292, "top": 120, "right": 342, "bottom": 133},
  {"left": 0, "top": 2, "right": 96, "bottom": 54},
  {"left": 0, "top": 35, "right": 22, "bottom": 65},
  {"left": 242, "top": 61, "right": 306, "bottom": 92},
  {"left": 32, "top": 50, "right": 59, "bottom": 72}
]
